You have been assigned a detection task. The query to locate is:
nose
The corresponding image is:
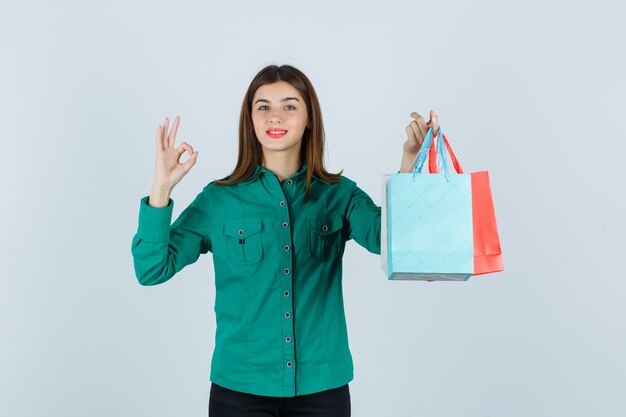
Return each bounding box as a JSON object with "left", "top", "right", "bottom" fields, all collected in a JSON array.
[{"left": 268, "top": 109, "right": 283, "bottom": 124}]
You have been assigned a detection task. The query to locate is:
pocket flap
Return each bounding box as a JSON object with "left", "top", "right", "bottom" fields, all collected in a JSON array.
[
  {"left": 307, "top": 214, "right": 343, "bottom": 235},
  {"left": 223, "top": 218, "right": 262, "bottom": 238}
]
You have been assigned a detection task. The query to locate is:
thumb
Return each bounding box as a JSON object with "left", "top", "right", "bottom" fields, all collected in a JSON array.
[
  {"left": 181, "top": 151, "right": 199, "bottom": 172},
  {"left": 425, "top": 110, "right": 439, "bottom": 130}
]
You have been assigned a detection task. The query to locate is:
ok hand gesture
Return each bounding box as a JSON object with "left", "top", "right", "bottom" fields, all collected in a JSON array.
[{"left": 153, "top": 116, "right": 199, "bottom": 190}]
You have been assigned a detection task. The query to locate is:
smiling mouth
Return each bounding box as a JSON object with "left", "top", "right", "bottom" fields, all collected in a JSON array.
[{"left": 266, "top": 129, "right": 287, "bottom": 138}]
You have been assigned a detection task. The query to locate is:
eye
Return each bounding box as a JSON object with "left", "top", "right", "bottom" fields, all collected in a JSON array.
[{"left": 256, "top": 105, "right": 297, "bottom": 111}]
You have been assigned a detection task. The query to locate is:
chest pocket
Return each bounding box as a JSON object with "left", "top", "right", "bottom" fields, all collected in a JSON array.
[
  {"left": 307, "top": 214, "right": 344, "bottom": 261},
  {"left": 223, "top": 218, "right": 263, "bottom": 265}
]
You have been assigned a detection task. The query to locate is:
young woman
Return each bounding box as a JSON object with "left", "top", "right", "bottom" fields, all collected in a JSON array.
[{"left": 131, "top": 64, "right": 440, "bottom": 417}]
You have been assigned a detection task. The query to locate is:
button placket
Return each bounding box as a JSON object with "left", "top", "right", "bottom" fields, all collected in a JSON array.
[{"left": 277, "top": 195, "right": 295, "bottom": 374}]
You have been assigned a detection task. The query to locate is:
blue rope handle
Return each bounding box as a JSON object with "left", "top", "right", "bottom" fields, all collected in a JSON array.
[
  {"left": 411, "top": 127, "right": 434, "bottom": 180},
  {"left": 410, "top": 127, "right": 451, "bottom": 182},
  {"left": 436, "top": 128, "right": 450, "bottom": 182}
]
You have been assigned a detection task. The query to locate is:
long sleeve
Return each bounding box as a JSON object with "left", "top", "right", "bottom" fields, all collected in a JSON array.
[
  {"left": 130, "top": 185, "right": 213, "bottom": 286},
  {"left": 345, "top": 182, "right": 381, "bottom": 255}
]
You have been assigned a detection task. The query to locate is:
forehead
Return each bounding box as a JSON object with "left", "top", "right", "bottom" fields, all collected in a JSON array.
[{"left": 253, "top": 81, "right": 303, "bottom": 101}]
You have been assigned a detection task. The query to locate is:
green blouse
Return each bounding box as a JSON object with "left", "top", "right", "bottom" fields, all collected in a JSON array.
[{"left": 131, "top": 163, "right": 381, "bottom": 397}]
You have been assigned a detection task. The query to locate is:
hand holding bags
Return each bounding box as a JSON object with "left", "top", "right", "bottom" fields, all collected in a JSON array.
[{"left": 380, "top": 127, "right": 504, "bottom": 281}]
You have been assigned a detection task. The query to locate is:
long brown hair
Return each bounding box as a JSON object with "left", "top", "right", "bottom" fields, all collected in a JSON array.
[{"left": 214, "top": 64, "right": 342, "bottom": 201}]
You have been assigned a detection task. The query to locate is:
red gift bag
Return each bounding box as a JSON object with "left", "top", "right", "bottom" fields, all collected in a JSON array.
[{"left": 427, "top": 133, "right": 504, "bottom": 276}]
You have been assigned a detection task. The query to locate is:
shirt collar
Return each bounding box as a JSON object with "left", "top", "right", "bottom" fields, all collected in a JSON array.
[{"left": 242, "top": 163, "right": 329, "bottom": 185}]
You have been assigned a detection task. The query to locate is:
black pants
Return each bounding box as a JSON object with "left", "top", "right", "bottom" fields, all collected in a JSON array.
[{"left": 208, "top": 382, "right": 351, "bottom": 417}]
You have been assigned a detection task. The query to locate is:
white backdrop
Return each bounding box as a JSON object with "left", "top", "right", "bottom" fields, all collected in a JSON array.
[{"left": 2, "top": 1, "right": 624, "bottom": 416}]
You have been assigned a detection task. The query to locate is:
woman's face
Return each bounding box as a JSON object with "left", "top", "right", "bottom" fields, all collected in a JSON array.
[{"left": 251, "top": 81, "right": 310, "bottom": 158}]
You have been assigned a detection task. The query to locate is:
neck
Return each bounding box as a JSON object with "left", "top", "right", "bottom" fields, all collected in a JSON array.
[{"left": 261, "top": 153, "right": 302, "bottom": 183}]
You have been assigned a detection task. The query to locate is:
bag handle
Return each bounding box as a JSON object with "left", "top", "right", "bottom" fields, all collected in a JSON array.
[
  {"left": 410, "top": 127, "right": 434, "bottom": 178},
  {"left": 428, "top": 132, "right": 463, "bottom": 174},
  {"left": 409, "top": 127, "right": 464, "bottom": 181}
]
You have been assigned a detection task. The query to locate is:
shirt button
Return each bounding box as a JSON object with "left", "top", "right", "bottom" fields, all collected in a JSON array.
[
  {"left": 284, "top": 268, "right": 290, "bottom": 275},
  {"left": 284, "top": 244, "right": 290, "bottom": 251},
  {"left": 280, "top": 200, "right": 286, "bottom": 207},
  {"left": 284, "top": 291, "right": 289, "bottom": 297},
  {"left": 238, "top": 229, "right": 245, "bottom": 235},
  {"left": 285, "top": 312, "right": 291, "bottom": 318},
  {"left": 285, "top": 337, "right": 291, "bottom": 343},
  {"left": 286, "top": 180, "right": 293, "bottom": 185},
  {"left": 287, "top": 361, "right": 293, "bottom": 367},
  {"left": 322, "top": 225, "right": 328, "bottom": 232},
  {"left": 282, "top": 222, "right": 289, "bottom": 228}
]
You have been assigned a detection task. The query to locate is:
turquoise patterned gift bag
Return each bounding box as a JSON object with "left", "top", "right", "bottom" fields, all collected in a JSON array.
[{"left": 381, "top": 127, "right": 474, "bottom": 281}]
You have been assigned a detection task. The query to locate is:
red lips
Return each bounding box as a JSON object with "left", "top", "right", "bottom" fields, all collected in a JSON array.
[{"left": 266, "top": 128, "right": 287, "bottom": 138}]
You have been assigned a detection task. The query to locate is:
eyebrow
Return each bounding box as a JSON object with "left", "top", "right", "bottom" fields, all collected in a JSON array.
[{"left": 254, "top": 97, "right": 300, "bottom": 105}]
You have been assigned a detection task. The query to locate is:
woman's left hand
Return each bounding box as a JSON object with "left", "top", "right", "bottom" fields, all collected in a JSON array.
[{"left": 403, "top": 110, "right": 440, "bottom": 155}]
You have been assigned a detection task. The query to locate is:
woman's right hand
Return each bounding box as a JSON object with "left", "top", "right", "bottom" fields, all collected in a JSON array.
[{"left": 153, "top": 116, "right": 198, "bottom": 190}]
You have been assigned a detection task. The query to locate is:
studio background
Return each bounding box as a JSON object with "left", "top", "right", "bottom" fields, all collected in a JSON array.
[{"left": 2, "top": 1, "right": 624, "bottom": 416}]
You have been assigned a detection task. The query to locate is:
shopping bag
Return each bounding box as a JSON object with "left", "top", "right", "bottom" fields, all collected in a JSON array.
[{"left": 380, "top": 127, "right": 503, "bottom": 281}]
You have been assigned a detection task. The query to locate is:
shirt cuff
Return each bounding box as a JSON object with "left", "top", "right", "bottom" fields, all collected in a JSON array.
[{"left": 137, "top": 196, "right": 174, "bottom": 242}]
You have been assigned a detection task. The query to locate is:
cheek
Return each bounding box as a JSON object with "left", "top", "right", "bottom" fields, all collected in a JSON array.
[
  {"left": 251, "top": 118, "right": 263, "bottom": 133},
  {"left": 290, "top": 115, "right": 308, "bottom": 129}
]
